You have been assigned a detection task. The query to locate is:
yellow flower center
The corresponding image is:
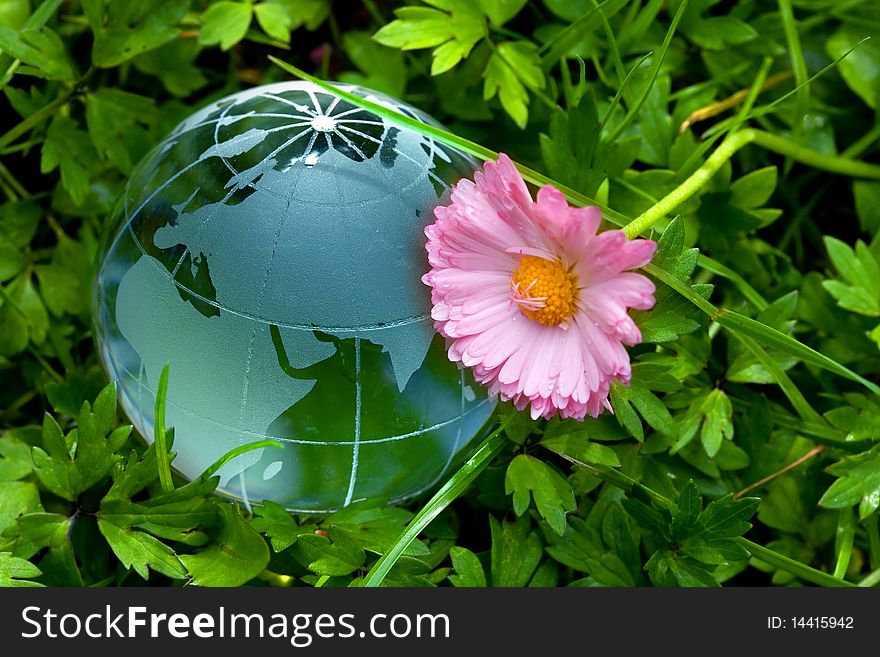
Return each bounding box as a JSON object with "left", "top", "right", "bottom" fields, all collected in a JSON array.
[{"left": 510, "top": 255, "right": 579, "bottom": 327}]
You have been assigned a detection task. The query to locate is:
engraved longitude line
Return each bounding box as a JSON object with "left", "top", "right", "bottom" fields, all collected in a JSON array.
[
  {"left": 330, "top": 106, "right": 374, "bottom": 120},
  {"left": 335, "top": 124, "right": 452, "bottom": 193},
  {"left": 334, "top": 119, "right": 385, "bottom": 127},
  {"left": 231, "top": 126, "right": 313, "bottom": 179},
  {"left": 214, "top": 94, "right": 312, "bottom": 182},
  {"left": 305, "top": 89, "right": 325, "bottom": 117},
  {"left": 329, "top": 125, "right": 413, "bottom": 201},
  {"left": 136, "top": 361, "right": 147, "bottom": 433},
  {"left": 325, "top": 95, "right": 341, "bottom": 115},
  {"left": 343, "top": 337, "right": 362, "bottom": 507},
  {"left": 431, "top": 369, "right": 467, "bottom": 489},
  {"left": 262, "top": 92, "right": 319, "bottom": 116},
  {"left": 232, "top": 167, "right": 303, "bottom": 510}
]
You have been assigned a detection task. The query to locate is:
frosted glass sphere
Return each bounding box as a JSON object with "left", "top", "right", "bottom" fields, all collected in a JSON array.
[{"left": 92, "top": 81, "right": 495, "bottom": 513}]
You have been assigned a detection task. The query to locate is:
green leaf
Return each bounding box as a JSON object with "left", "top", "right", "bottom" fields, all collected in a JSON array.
[
  {"left": 819, "top": 445, "right": 880, "bottom": 520},
  {"left": 699, "top": 389, "right": 733, "bottom": 458},
  {"left": 680, "top": 540, "right": 750, "bottom": 565},
  {"left": 325, "top": 503, "right": 427, "bottom": 557},
  {"left": 0, "top": 481, "right": 41, "bottom": 534},
  {"left": 648, "top": 550, "right": 719, "bottom": 587},
  {"left": 132, "top": 39, "right": 208, "bottom": 97},
  {"left": 686, "top": 16, "right": 756, "bottom": 50},
  {"left": 0, "top": 513, "right": 82, "bottom": 586},
  {"left": 729, "top": 166, "right": 778, "bottom": 209},
  {"left": 670, "top": 481, "right": 702, "bottom": 541},
  {"left": 610, "top": 376, "right": 676, "bottom": 442},
  {"left": 99, "top": 493, "right": 216, "bottom": 545},
  {"left": 483, "top": 41, "right": 543, "bottom": 128},
  {"left": 253, "top": 2, "right": 291, "bottom": 42},
  {"left": 539, "top": 91, "right": 606, "bottom": 196},
  {"left": 726, "top": 292, "right": 799, "bottom": 384},
  {"left": 199, "top": 1, "right": 253, "bottom": 50},
  {"left": 98, "top": 519, "right": 188, "bottom": 580},
  {"left": 41, "top": 118, "right": 97, "bottom": 206},
  {"left": 373, "top": 0, "right": 487, "bottom": 75},
  {"left": 88, "top": 0, "right": 189, "bottom": 68},
  {"left": 478, "top": 0, "right": 526, "bottom": 26},
  {"left": 0, "top": 552, "right": 43, "bottom": 587},
  {"left": 825, "top": 394, "right": 880, "bottom": 441},
  {"left": 822, "top": 237, "right": 880, "bottom": 317},
  {"left": 696, "top": 494, "right": 760, "bottom": 540},
  {"left": 0, "top": 25, "right": 75, "bottom": 80},
  {"left": 651, "top": 217, "right": 699, "bottom": 280},
  {"left": 31, "top": 384, "right": 129, "bottom": 501},
  {"left": 180, "top": 504, "right": 270, "bottom": 586},
  {"left": 543, "top": 517, "right": 635, "bottom": 586},
  {"left": 0, "top": 273, "right": 49, "bottom": 354},
  {"left": 853, "top": 181, "right": 880, "bottom": 234},
  {"left": 489, "top": 514, "right": 542, "bottom": 586},
  {"left": 0, "top": 201, "right": 40, "bottom": 249},
  {"left": 0, "top": 432, "right": 34, "bottom": 482},
  {"left": 339, "top": 31, "right": 407, "bottom": 98},
  {"left": 0, "top": 0, "right": 30, "bottom": 29},
  {"left": 541, "top": 431, "right": 621, "bottom": 467},
  {"left": 85, "top": 89, "right": 157, "bottom": 175},
  {"left": 827, "top": 25, "right": 879, "bottom": 109},
  {"left": 448, "top": 546, "right": 487, "bottom": 587},
  {"left": 253, "top": 0, "right": 329, "bottom": 40},
  {"left": 505, "top": 454, "right": 576, "bottom": 536},
  {"left": 292, "top": 528, "right": 366, "bottom": 577},
  {"left": 632, "top": 217, "right": 706, "bottom": 343},
  {"left": 250, "top": 500, "right": 300, "bottom": 552}
]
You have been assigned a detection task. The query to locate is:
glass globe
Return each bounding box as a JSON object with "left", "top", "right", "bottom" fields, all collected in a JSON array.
[{"left": 92, "top": 81, "right": 496, "bottom": 513}]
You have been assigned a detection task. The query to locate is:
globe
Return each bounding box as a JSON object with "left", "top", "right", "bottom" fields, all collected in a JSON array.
[{"left": 92, "top": 80, "right": 496, "bottom": 513}]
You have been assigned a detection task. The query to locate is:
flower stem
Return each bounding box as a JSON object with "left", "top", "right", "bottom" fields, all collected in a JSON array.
[{"left": 622, "top": 128, "right": 880, "bottom": 239}]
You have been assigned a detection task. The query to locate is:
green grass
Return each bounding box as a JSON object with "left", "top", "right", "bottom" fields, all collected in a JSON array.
[{"left": 1, "top": 0, "right": 879, "bottom": 589}]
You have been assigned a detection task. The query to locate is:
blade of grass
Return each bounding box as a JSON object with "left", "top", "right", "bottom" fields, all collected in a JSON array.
[
  {"left": 741, "top": 538, "right": 855, "bottom": 587},
  {"left": 731, "top": 332, "right": 824, "bottom": 424},
  {"left": 699, "top": 37, "right": 871, "bottom": 142},
  {"left": 777, "top": 0, "right": 810, "bottom": 134},
  {"left": 154, "top": 364, "right": 174, "bottom": 493},
  {"left": 713, "top": 308, "right": 880, "bottom": 395},
  {"left": 833, "top": 507, "right": 855, "bottom": 579},
  {"left": 867, "top": 513, "right": 880, "bottom": 572},
  {"left": 538, "top": 0, "right": 629, "bottom": 72},
  {"left": 199, "top": 439, "right": 283, "bottom": 481},
  {"left": 602, "top": 0, "right": 689, "bottom": 146},
  {"left": 696, "top": 255, "right": 769, "bottom": 311},
  {"left": 589, "top": 0, "right": 626, "bottom": 84},
  {"left": 363, "top": 417, "right": 510, "bottom": 587},
  {"left": 600, "top": 50, "right": 653, "bottom": 128}
]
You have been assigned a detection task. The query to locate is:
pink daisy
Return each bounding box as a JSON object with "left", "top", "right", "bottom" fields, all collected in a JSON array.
[{"left": 422, "top": 154, "right": 657, "bottom": 421}]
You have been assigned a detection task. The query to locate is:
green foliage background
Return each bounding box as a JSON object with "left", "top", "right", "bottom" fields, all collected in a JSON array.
[{"left": 1, "top": 0, "right": 879, "bottom": 588}]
